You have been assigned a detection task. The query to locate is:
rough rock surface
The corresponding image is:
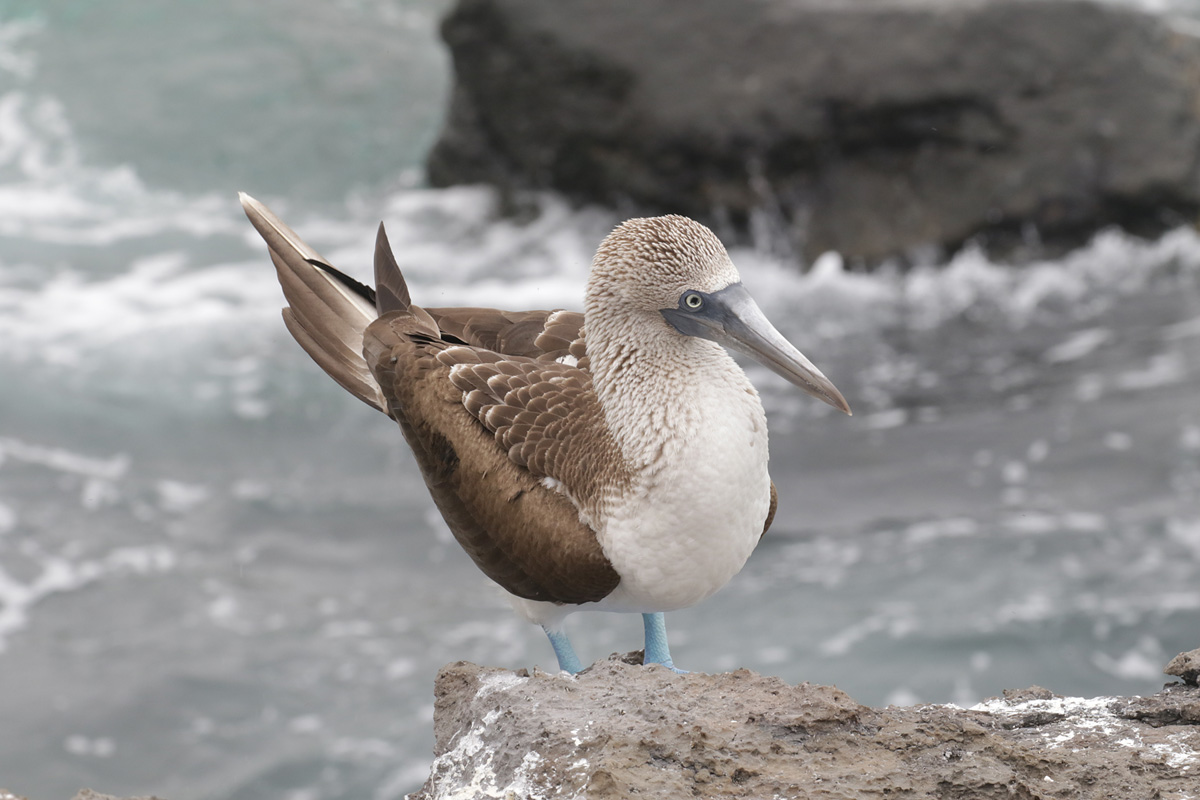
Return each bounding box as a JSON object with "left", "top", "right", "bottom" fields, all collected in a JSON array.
[
  {"left": 1166, "top": 647, "right": 1200, "bottom": 686},
  {"left": 408, "top": 652, "right": 1200, "bottom": 800},
  {"left": 429, "top": 0, "right": 1200, "bottom": 262}
]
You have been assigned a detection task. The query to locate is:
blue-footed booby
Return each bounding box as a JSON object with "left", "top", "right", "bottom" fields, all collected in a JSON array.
[{"left": 240, "top": 193, "right": 850, "bottom": 673}]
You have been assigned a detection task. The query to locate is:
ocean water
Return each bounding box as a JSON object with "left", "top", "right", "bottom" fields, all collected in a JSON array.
[{"left": 2, "top": 1, "right": 1200, "bottom": 798}]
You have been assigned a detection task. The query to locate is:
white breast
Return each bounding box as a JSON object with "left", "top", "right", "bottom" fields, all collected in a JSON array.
[{"left": 592, "top": 353, "right": 772, "bottom": 613}]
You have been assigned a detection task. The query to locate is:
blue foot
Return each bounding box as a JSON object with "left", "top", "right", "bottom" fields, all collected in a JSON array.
[
  {"left": 542, "top": 625, "right": 583, "bottom": 674},
  {"left": 642, "top": 612, "right": 688, "bottom": 674}
]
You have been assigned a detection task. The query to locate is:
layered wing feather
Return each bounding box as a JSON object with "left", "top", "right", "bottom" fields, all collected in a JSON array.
[
  {"left": 424, "top": 307, "right": 588, "bottom": 368},
  {"left": 441, "top": 348, "right": 622, "bottom": 519}
]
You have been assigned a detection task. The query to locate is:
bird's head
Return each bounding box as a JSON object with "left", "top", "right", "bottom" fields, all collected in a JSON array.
[{"left": 587, "top": 215, "right": 851, "bottom": 415}]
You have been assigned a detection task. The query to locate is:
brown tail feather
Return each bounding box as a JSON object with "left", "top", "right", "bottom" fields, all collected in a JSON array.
[
  {"left": 281, "top": 308, "right": 388, "bottom": 406},
  {"left": 373, "top": 222, "right": 412, "bottom": 314},
  {"left": 240, "top": 192, "right": 388, "bottom": 415}
]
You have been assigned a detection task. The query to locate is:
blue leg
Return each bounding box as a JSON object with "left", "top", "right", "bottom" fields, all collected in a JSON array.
[
  {"left": 642, "top": 612, "right": 687, "bottom": 673},
  {"left": 542, "top": 625, "right": 583, "bottom": 674}
]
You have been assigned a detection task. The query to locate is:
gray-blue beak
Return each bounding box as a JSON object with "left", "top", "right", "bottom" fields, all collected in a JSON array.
[{"left": 662, "top": 282, "right": 851, "bottom": 415}]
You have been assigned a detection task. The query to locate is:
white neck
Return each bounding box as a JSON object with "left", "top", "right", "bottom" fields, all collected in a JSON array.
[{"left": 585, "top": 304, "right": 763, "bottom": 476}]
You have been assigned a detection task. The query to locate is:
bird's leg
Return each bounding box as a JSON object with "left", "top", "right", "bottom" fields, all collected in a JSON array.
[
  {"left": 642, "top": 612, "right": 687, "bottom": 673},
  {"left": 541, "top": 624, "right": 583, "bottom": 674}
]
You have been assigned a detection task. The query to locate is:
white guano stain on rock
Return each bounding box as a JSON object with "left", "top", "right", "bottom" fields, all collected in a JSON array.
[
  {"left": 420, "top": 670, "right": 565, "bottom": 800},
  {"left": 973, "top": 693, "right": 1200, "bottom": 769}
]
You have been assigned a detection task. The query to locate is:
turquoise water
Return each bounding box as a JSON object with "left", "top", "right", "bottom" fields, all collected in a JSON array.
[{"left": 2, "top": 2, "right": 1200, "bottom": 798}]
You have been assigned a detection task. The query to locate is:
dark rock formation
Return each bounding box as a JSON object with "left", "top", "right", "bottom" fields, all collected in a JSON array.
[
  {"left": 428, "top": 0, "right": 1200, "bottom": 262},
  {"left": 409, "top": 652, "right": 1200, "bottom": 799}
]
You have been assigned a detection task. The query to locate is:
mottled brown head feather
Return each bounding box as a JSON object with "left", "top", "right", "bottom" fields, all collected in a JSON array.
[{"left": 589, "top": 215, "right": 739, "bottom": 309}]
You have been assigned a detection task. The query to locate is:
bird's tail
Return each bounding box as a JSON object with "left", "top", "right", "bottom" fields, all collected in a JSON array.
[{"left": 240, "top": 192, "right": 389, "bottom": 414}]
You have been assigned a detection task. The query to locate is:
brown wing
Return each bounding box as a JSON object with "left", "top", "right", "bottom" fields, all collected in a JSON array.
[
  {"left": 363, "top": 313, "right": 620, "bottom": 605},
  {"left": 361, "top": 219, "right": 621, "bottom": 606}
]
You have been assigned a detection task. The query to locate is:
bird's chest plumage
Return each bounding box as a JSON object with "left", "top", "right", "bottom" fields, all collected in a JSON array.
[{"left": 593, "top": 362, "right": 772, "bottom": 612}]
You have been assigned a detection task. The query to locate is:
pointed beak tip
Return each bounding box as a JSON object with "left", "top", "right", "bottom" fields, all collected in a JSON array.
[{"left": 826, "top": 392, "right": 852, "bottom": 416}]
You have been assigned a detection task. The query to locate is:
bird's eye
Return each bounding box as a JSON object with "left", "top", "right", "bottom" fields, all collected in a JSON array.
[{"left": 683, "top": 292, "right": 703, "bottom": 310}]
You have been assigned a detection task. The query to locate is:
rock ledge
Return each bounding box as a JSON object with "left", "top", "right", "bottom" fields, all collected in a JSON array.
[{"left": 409, "top": 652, "right": 1200, "bottom": 799}]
